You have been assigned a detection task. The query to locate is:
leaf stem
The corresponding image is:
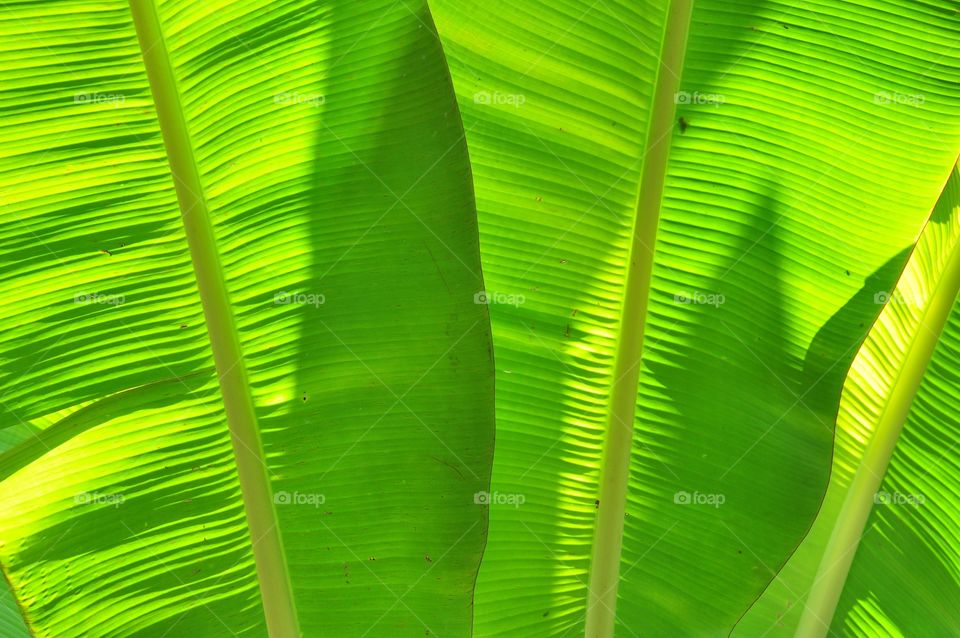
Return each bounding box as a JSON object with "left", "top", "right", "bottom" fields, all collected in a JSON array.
[
  {"left": 583, "top": 2, "right": 693, "bottom": 637},
  {"left": 796, "top": 168, "right": 960, "bottom": 637},
  {"left": 127, "top": 2, "right": 300, "bottom": 635}
]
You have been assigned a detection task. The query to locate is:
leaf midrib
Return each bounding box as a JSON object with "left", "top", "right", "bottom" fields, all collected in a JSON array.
[
  {"left": 795, "top": 166, "right": 960, "bottom": 638},
  {"left": 127, "top": 1, "right": 300, "bottom": 636},
  {"left": 583, "top": 2, "right": 694, "bottom": 637}
]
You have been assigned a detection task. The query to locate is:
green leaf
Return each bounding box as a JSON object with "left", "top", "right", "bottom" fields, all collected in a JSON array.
[
  {"left": 0, "top": 581, "right": 29, "bottom": 638},
  {"left": 0, "top": 427, "right": 33, "bottom": 638},
  {"left": 430, "top": 0, "right": 960, "bottom": 636},
  {"left": 738, "top": 164, "right": 960, "bottom": 637},
  {"left": 834, "top": 303, "right": 960, "bottom": 637},
  {"left": 0, "top": 0, "right": 492, "bottom": 636}
]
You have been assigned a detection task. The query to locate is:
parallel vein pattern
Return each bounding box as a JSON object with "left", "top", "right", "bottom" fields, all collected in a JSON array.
[
  {"left": 432, "top": 0, "right": 960, "bottom": 635},
  {"left": 0, "top": 0, "right": 493, "bottom": 636},
  {"left": 129, "top": 1, "right": 299, "bottom": 633},
  {"left": 740, "top": 164, "right": 960, "bottom": 637}
]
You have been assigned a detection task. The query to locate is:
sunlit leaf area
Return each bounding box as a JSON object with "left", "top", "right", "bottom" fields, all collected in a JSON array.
[{"left": 1, "top": 1, "right": 958, "bottom": 636}]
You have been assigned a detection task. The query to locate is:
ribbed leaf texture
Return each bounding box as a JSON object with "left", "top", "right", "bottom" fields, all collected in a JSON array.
[
  {"left": 0, "top": 1, "right": 493, "bottom": 636},
  {"left": 430, "top": 0, "right": 960, "bottom": 635},
  {"left": 740, "top": 165, "right": 960, "bottom": 637}
]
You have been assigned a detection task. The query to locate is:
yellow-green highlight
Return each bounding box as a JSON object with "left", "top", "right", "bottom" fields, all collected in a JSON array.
[
  {"left": 127, "top": 1, "right": 300, "bottom": 635},
  {"left": 584, "top": 2, "right": 694, "bottom": 637}
]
